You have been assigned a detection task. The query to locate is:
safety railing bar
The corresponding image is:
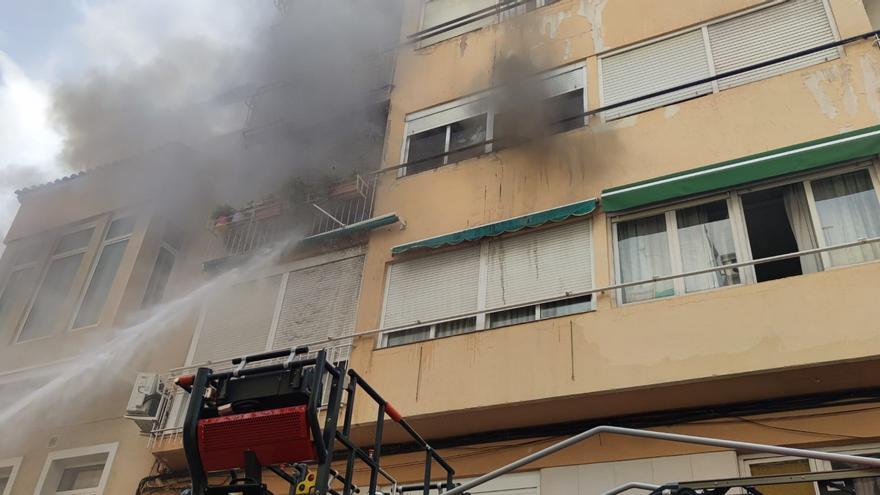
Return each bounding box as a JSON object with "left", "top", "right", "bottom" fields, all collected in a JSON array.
[
  {"left": 296, "top": 235, "right": 880, "bottom": 344},
  {"left": 444, "top": 425, "right": 880, "bottom": 495},
  {"left": 600, "top": 482, "right": 661, "bottom": 495}
]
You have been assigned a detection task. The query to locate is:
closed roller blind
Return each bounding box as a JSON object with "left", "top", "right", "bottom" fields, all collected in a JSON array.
[
  {"left": 709, "top": 0, "right": 838, "bottom": 90},
  {"left": 421, "top": 0, "right": 496, "bottom": 46},
  {"left": 541, "top": 67, "right": 585, "bottom": 98},
  {"left": 191, "top": 275, "right": 282, "bottom": 364},
  {"left": 273, "top": 256, "right": 365, "bottom": 355},
  {"left": 486, "top": 221, "right": 592, "bottom": 310},
  {"left": 601, "top": 29, "right": 713, "bottom": 119},
  {"left": 383, "top": 246, "right": 480, "bottom": 328},
  {"left": 407, "top": 97, "right": 490, "bottom": 135}
]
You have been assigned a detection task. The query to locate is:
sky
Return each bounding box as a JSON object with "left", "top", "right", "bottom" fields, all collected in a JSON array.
[{"left": 0, "top": 0, "right": 274, "bottom": 240}]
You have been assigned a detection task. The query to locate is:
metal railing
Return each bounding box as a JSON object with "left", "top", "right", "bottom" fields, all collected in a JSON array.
[
  {"left": 146, "top": 344, "right": 353, "bottom": 450},
  {"left": 308, "top": 175, "right": 379, "bottom": 237},
  {"left": 292, "top": 235, "right": 880, "bottom": 348}
]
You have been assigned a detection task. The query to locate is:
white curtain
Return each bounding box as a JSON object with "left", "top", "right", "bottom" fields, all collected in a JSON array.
[
  {"left": 783, "top": 183, "right": 822, "bottom": 274},
  {"left": 811, "top": 169, "right": 880, "bottom": 267},
  {"left": 617, "top": 214, "right": 674, "bottom": 303},
  {"left": 676, "top": 201, "right": 739, "bottom": 293}
]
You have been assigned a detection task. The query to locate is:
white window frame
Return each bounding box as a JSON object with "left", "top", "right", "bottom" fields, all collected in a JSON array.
[
  {"left": 597, "top": 0, "right": 842, "bottom": 122},
  {"left": 400, "top": 62, "right": 586, "bottom": 176},
  {"left": 417, "top": 0, "right": 560, "bottom": 48},
  {"left": 611, "top": 194, "right": 752, "bottom": 305},
  {"left": 610, "top": 160, "right": 880, "bottom": 305},
  {"left": 0, "top": 242, "right": 47, "bottom": 330},
  {"left": 140, "top": 239, "right": 179, "bottom": 309},
  {"left": 69, "top": 215, "right": 136, "bottom": 331},
  {"left": 33, "top": 443, "right": 118, "bottom": 495},
  {"left": 0, "top": 457, "right": 22, "bottom": 495},
  {"left": 379, "top": 219, "right": 595, "bottom": 348},
  {"left": 15, "top": 221, "right": 101, "bottom": 344}
]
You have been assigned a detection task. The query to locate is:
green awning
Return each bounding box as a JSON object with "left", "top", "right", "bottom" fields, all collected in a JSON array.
[
  {"left": 303, "top": 212, "right": 400, "bottom": 243},
  {"left": 392, "top": 199, "right": 597, "bottom": 255},
  {"left": 601, "top": 124, "right": 880, "bottom": 212}
]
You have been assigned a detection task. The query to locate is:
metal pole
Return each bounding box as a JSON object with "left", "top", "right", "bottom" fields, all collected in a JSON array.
[
  {"left": 599, "top": 482, "right": 661, "bottom": 495},
  {"left": 444, "top": 426, "right": 880, "bottom": 495}
]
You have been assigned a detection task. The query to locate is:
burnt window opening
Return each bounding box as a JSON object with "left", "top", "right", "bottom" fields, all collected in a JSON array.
[
  {"left": 494, "top": 89, "right": 585, "bottom": 151},
  {"left": 405, "top": 114, "right": 488, "bottom": 175}
]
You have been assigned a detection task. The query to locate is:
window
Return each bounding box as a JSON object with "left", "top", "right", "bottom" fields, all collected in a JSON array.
[
  {"left": 612, "top": 164, "right": 880, "bottom": 304},
  {"left": 35, "top": 443, "right": 117, "bottom": 495},
  {"left": 381, "top": 220, "right": 594, "bottom": 347},
  {"left": 418, "top": 0, "right": 559, "bottom": 46},
  {"left": 742, "top": 446, "right": 880, "bottom": 495},
  {"left": 600, "top": 0, "right": 839, "bottom": 120},
  {"left": 0, "top": 458, "right": 22, "bottom": 495},
  {"left": 0, "top": 248, "right": 42, "bottom": 330},
  {"left": 141, "top": 243, "right": 177, "bottom": 308},
  {"left": 18, "top": 227, "right": 95, "bottom": 342},
  {"left": 72, "top": 217, "right": 134, "bottom": 329},
  {"left": 403, "top": 64, "right": 585, "bottom": 175}
]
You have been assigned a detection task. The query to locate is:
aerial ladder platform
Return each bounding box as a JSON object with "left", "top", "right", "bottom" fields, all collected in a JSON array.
[{"left": 175, "top": 347, "right": 880, "bottom": 495}]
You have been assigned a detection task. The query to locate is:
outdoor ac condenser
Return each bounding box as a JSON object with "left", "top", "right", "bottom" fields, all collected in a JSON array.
[{"left": 125, "top": 372, "right": 161, "bottom": 433}]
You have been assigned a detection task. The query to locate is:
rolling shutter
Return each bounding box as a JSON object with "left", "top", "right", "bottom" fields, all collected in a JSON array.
[
  {"left": 541, "top": 66, "right": 585, "bottom": 98},
  {"left": 406, "top": 97, "right": 490, "bottom": 136},
  {"left": 709, "top": 0, "right": 838, "bottom": 90},
  {"left": 420, "top": 0, "right": 497, "bottom": 46},
  {"left": 485, "top": 221, "right": 592, "bottom": 310},
  {"left": 601, "top": 29, "right": 713, "bottom": 119},
  {"left": 383, "top": 246, "right": 480, "bottom": 328},
  {"left": 272, "top": 255, "right": 365, "bottom": 356},
  {"left": 191, "top": 275, "right": 282, "bottom": 364}
]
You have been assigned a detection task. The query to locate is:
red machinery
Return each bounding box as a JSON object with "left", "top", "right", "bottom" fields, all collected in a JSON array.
[{"left": 175, "top": 347, "right": 456, "bottom": 495}]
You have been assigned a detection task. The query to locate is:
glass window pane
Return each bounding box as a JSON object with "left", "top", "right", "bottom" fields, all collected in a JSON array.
[
  {"left": 676, "top": 201, "right": 740, "bottom": 293},
  {"left": 57, "top": 464, "right": 104, "bottom": 491},
  {"left": 0, "top": 476, "right": 7, "bottom": 493},
  {"left": 617, "top": 214, "right": 674, "bottom": 303},
  {"left": 0, "top": 267, "right": 35, "bottom": 326},
  {"left": 407, "top": 127, "right": 447, "bottom": 174},
  {"left": 74, "top": 240, "right": 129, "bottom": 328},
  {"left": 748, "top": 460, "right": 815, "bottom": 495},
  {"left": 811, "top": 169, "right": 880, "bottom": 267},
  {"left": 19, "top": 254, "right": 84, "bottom": 341},
  {"left": 449, "top": 114, "right": 487, "bottom": 163},
  {"left": 435, "top": 317, "right": 477, "bottom": 338},
  {"left": 54, "top": 228, "right": 94, "bottom": 254},
  {"left": 386, "top": 326, "right": 431, "bottom": 347},
  {"left": 546, "top": 90, "right": 584, "bottom": 134},
  {"left": 106, "top": 216, "right": 135, "bottom": 239},
  {"left": 141, "top": 247, "right": 175, "bottom": 308},
  {"left": 489, "top": 305, "right": 536, "bottom": 328},
  {"left": 540, "top": 295, "right": 592, "bottom": 318}
]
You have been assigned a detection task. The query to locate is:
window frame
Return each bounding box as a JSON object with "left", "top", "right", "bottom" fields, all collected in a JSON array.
[
  {"left": 416, "top": 0, "right": 561, "bottom": 48},
  {"left": 597, "top": 0, "right": 842, "bottom": 122},
  {"left": 609, "top": 160, "right": 880, "bottom": 305},
  {"left": 0, "top": 242, "right": 48, "bottom": 332},
  {"left": 0, "top": 457, "right": 22, "bottom": 495},
  {"left": 400, "top": 62, "right": 587, "bottom": 176},
  {"left": 14, "top": 221, "right": 101, "bottom": 344},
  {"left": 140, "top": 240, "right": 179, "bottom": 309},
  {"left": 69, "top": 215, "right": 136, "bottom": 331},
  {"left": 33, "top": 443, "right": 118, "bottom": 495},
  {"left": 379, "top": 219, "right": 596, "bottom": 348}
]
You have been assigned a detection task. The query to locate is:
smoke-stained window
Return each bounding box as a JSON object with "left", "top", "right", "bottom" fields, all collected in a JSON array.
[
  {"left": 141, "top": 244, "right": 176, "bottom": 309},
  {"left": 0, "top": 247, "right": 43, "bottom": 332},
  {"left": 72, "top": 217, "right": 135, "bottom": 329},
  {"left": 18, "top": 227, "right": 95, "bottom": 342},
  {"left": 403, "top": 63, "right": 585, "bottom": 175}
]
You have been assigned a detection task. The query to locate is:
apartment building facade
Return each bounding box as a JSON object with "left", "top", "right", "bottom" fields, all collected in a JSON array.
[{"left": 5, "top": 1, "right": 880, "bottom": 494}]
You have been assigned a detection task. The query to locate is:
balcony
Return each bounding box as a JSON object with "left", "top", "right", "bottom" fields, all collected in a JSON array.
[{"left": 204, "top": 175, "right": 379, "bottom": 269}]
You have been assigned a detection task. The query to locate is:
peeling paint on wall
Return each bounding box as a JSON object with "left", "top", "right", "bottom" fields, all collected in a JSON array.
[
  {"left": 861, "top": 52, "right": 880, "bottom": 120},
  {"left": 562, "top": 39, "right": 573, "bottom": 60},
  {"left": 540, "top": 10, "right": 571, "bottom": 39},
  {"left": 664, "top": 105, "right": 680, "bottom": 119},
  {"left": 802, "top": 65, "right": 858, "bottom": 120},
  {"left": 580, "top": 0, "right": 608, "bottom": 52}
]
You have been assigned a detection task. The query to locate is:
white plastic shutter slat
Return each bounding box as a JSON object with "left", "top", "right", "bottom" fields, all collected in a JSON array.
[
  {"left": 407, "top": 98, "right": 490, "bottom": 135},
  {"left": 421, "top": 0, "right": 497, "bottom": 46},
  {"left": 485, "top": 221, "right": 592, "bottom": 310},
  {"left": 192, "top": 275, "right": 283, "bottom": 364},
  {"left": 601, "top": 29, "right": 713, "bottom": 119},
  {"left": 383, "top": 246, "right": 480, "bottom": 328},
  {"left": 709, "top": 0, "right": 837, "bottom": 90},
  {"left": 273, "top": 256, "right": 364, "bottom": 350}
]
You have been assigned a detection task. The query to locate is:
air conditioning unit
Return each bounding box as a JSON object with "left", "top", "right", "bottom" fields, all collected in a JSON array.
[{"left": 125, "top": 372, "right": 162, "bottom": 433}]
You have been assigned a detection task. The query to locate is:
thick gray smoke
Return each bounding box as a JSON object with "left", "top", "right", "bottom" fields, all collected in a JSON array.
[{"left": 51, "top": 0, "right": 402, "bottom": 206}]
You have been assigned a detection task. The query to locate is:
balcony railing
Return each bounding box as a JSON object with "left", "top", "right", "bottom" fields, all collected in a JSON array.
[{"left": 206, "top": 175, "right": 378, "bottom": 263}]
